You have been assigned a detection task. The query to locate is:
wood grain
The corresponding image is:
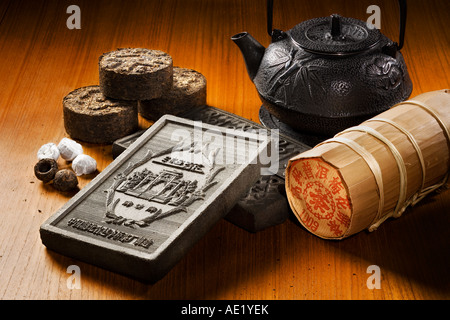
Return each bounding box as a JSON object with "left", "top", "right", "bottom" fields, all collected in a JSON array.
[{"left": 0, "top": 0, "right": 449, "bottom": 300}]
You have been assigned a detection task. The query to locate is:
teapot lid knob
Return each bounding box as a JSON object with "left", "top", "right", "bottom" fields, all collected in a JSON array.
[{"left": 330, "top": 14, "right": 341, "bottom": 39}]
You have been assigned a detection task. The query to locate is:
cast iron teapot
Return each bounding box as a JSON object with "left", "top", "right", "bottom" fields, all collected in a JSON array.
[{"left": 232, "top": 0, "right": 412, "bottom": 136}]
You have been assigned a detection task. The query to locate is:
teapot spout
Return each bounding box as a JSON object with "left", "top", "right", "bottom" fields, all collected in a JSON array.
[{"left": 231, "top": 32, "right": 265, "bottom": 81}]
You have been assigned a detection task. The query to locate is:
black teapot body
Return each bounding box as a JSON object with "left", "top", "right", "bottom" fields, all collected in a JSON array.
[{"left": 232, "top": 0, "right": 412, "bottom": 136}]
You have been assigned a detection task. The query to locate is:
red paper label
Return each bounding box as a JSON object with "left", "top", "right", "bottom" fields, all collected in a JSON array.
[{"left": 288, "top": 158, "right": 351, "bottom": 238}]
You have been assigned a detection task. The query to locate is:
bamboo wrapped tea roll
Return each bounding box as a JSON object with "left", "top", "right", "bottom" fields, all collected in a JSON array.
[{"left": 285, "top": 89, "right": 450, "bottom": 239}]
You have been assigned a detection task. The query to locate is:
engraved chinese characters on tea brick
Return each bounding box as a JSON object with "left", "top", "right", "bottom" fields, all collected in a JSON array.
[{"left": 104, "top": 141, "right": 224, "bottom": 230}]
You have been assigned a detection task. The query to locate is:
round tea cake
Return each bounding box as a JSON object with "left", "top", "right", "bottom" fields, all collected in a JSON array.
[
  {"left": 139, "top": 67, "right": 206, "bottom": 121},
  {"left": 63, "top": 85, "right": 138, "bottom": 144},
  {"left": 99, "top": 48, "right": 173, "bottom": 100}
]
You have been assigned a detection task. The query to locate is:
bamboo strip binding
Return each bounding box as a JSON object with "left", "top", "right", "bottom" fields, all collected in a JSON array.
[{"left": 285, "top": 89, "right": 450, "bottom": 239}]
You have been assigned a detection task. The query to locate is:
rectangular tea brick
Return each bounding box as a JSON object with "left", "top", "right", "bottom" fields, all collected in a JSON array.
[{"left": 40, "top": 115, "right": 270, "bottom": 283}]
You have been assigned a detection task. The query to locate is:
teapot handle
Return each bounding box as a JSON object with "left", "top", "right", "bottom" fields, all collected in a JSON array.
[
  {"left": 266, "top": 0, "right": 274, "bottom": 37},
  {"left": 266, "top": 0, "right": 286, "bottom": 41},
  {"left": 267, "top": 0, "right": 407, "bottom": 50},
  {"left": 396, "top": 0, "right": 407, "bottom": 50}
]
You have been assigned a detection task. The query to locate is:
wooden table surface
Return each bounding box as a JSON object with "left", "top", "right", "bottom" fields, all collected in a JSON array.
[{"left": 0, "top": 0, "right": 449, "bottom": 300}]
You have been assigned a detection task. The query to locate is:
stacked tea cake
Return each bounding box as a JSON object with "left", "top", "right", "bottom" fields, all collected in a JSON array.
[{"left": 63, "top": 48, "right": 207, "bottom": 144}]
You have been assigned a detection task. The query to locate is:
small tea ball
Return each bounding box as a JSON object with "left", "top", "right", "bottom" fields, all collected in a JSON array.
[
  {"left": 34, "top": 158, "right": 58, "bottom": 183},
  {"left": 53, "top": 169, "right": 78, "bottom": 192},
  {"left": 58, "top": 137, "right": 83, "bottom": 161},
  {"left": 72, "top": 154, "right": 97, "bottom": 176},
  {"left": 37, "top": 143, "right": 60, "bottom": 161}
]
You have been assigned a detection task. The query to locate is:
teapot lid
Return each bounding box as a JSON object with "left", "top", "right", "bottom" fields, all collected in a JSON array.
[{"left": 289, "top": 14, "right": 381, "bottom": 56}]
